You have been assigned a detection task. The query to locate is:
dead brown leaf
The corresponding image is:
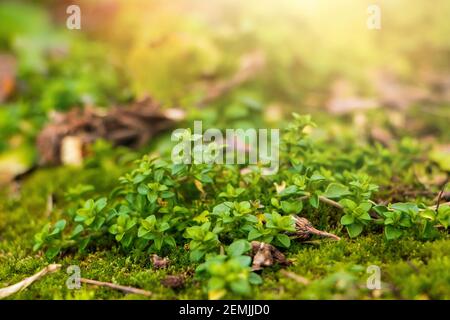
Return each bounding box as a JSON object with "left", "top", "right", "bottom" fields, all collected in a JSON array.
[
  {"left": 151, "top": 254, "right": 170, "bottom": 269},
  {"left": 250, "top": 241, "right": 290, "bottom": 271}
]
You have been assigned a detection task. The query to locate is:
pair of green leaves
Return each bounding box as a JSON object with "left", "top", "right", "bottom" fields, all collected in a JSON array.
[
  {"left": 108, "top": 213, "right": 136, "bottom": 243},
  {"left": 184, "top": 222, "right": 220, "bottom": 261},
  {"left": 340, "top": 199, "right": 372, "bottom": 238},
  {"left": 219, "top": 184, "right": 245, "bottom": 199},
  {"left": 75, "top": 197, "right": 107, "bottom": 227},
  {"left": 137, "top": 215, "right": 176, "bottom": 251},
  {"left": 248, "top": 212, "right": 294, "bottom": 248},
  {"left": 33, "top": 219, "right": 67, "bottom": 260}
]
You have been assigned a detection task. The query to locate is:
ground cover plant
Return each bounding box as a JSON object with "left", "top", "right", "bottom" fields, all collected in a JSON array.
[{"left": 0, "top": 0, "right": 449, "bottom": 300}]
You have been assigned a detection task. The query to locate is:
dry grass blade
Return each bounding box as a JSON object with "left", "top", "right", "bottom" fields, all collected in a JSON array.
[
  {"left": 0, "top": 264, "right": 61, "bottom": 299},
  {"left": 280, "top": 270, "right": 310, "bottom": 285},
  {"left": 80, "top": 278, "right": 152, "bottom": 297}
]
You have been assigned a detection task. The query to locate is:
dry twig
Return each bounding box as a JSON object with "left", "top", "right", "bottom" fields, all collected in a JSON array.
[
  {"left": 0, "top": 264, "right": 61, "bottom": 299},
  {"left": 292, "top": 216, "right": 341, "bottom": 241},
  {"left": 80, "top": 278, "right": 152, "bottom": 297}
]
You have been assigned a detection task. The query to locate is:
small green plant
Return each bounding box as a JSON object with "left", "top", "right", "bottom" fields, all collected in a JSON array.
[
  {"left": 195, "top": 240, "right": 262, "bottom": 299},
  {"left": 33, "top": 219, "right": 67, "bottom": 260},
  {"left": 184, "top": 222, "right": 221, "bottom": 261},
  {"left": 339, "top": 199, "right": 372, "bottom": 238},
  {"left": 32, "top": 114, "right": 450, "bottom": 298},
  {"left": 247, "top": 211, "right": 295, "bottom": 247}
]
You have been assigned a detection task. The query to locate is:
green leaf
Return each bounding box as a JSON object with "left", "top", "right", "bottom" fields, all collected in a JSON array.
[
  {"left": 95, "top": 197, "right": 107, "bottom": 211},
  {"left": 208, "top": 277, "right": 225, "bottom": 291},
  {"left": 390, "top": 203, "right": 418, "bottom": 215},
  {"left": 276, "top": 234, "right": 291, "bottom": 248},
  {"left": 385, "top": 225, "right": 402, "bottom": 240},
  {"left": 309, "top": 193, "right": 319, "bottom": 209},
  {"left": 309, "top": 172, "right": 326, "bottom": 182},
  {"left": 154, "top": 237, "right": 163, "bottom": 251},
  {"left": 340, "top": 199, "right": 357, "bottom": 210},
  {"left": 271, "top": 197, "right": 280, "bottom": 208},
  {"left": 164, "top": 236, "right": 177, "bottom": 248},
  {"left": 71, "top": 224, "right": 84, "bottom": 238},
  {"left": 437, "top": 205, "right": 450, "bottom": 228},
  {"left": 212, "top": 202, "right": 232, "bottom": 216},
  {"left": 278, "top": 185, "right": 298, "bottom": 197},
  {"left": 115, "top": 233, "right": 125, "bottom": 242},
  {"left": 234, "top": 255, "right": 252, "bottom": 267},
  {"left": 230, "top": 279, "right": 251, "bottom": 296},
  {"left": 340, "top": 214, "right": 354, "bottom": 225},
  {"left": 248, "top": 272, "right": 263, "bottom": 285},
  {"left": 33, "top": 242, "right": 42, "bottom": 252},
  {"left": 346, "top": 223, "right": 363, "bottom": 238},
  {"left": 190, "top": 250, "right": 205, "bottom": 262},
  {"left": 280, "top": 200, "right": 302, "bottom": 214},
  {"left": 137, "top": 227, "right": 149, "bottom": 238},
  {"left": 227, "top": 240, "right": 251, "bottom": 257},
  {"left": 54, "top": 219, "right": 67, "bottom": 231},
  {"left": 137, "top": 183, "right": 149, "bottom": 195},
  {"left": 45, "top": 246, "right": 61, "bottom": 260},
  {"left": 358, "top": 202, "right": 372, "bottom": 213},
  {"left": 373, "top": 205, "right": 388, "bottom": 215},
  {"left": 323, "top": 183, "right": 351, "bottom": 199},
  {"left": 358, "top": 212, "right": 372, "bottom": 221},
  {"left": 420, "top": 209, "right": 436, "bottom": 221},
  {"left": 248, "top": 229, "right": 262, "bottom": 240},
  {"left": 171, "top": 164, "right": 187, "bottom": 176}
]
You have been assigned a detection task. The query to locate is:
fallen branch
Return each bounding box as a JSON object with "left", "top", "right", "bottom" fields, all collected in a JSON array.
[
  {"left": 0, "top": 264, "right": 61, "bottom": 299},
  {"left": 280, "top": 270, "right": 310, "bottom": 285},
  {"left": 80, "top": 278, "right": 152, "bottom": 297}
]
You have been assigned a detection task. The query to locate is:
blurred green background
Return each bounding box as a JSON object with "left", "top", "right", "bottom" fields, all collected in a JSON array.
[{"left": 0, "top": 0, "right": 449, "bottom": 181}]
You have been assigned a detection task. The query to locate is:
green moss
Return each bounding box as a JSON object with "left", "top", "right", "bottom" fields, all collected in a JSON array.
[
  {"left": 1, "top": 159, "right": 449, "bottom": 300},
  {"left": 0, "top": 168, "right": 450, "bottom": 299}
]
